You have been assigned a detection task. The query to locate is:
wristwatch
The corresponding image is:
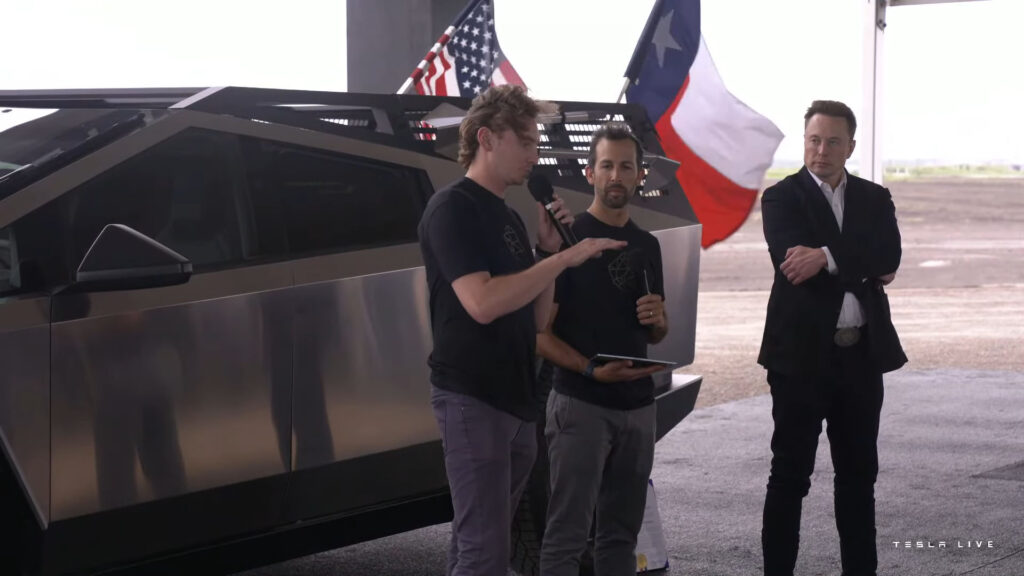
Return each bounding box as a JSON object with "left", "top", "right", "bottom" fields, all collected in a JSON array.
[{"left": 583, "top": 359, "right": 596, "bottom": 378}]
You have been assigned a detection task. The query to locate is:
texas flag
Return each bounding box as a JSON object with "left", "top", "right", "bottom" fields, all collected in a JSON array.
[{"left": 625, "top": 0, "right": 783, "bottom": 248}]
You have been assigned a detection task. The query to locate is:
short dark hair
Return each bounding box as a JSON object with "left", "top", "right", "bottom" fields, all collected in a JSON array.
[
  {"left": 587, "top": 122, "right": 644, "bottom": 168},
  {"left": 804, "top": 100, "right": 857, "bottom": 139},
  {"left": 457, "top": 85, "right": 556, "bottom": 169}
]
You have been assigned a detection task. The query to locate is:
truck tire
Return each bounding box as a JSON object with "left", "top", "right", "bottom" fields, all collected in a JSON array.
[{"left": 0, "top": 450, "right": 39, "bottom": 575}]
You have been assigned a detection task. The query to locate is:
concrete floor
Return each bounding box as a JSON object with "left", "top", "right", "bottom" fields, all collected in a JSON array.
[
  {"left": 239, "top": 368, "right": 1024, "bottom": 576},
  {"left": 238, "top": 177, "right": 1024, "bottom": 576}
]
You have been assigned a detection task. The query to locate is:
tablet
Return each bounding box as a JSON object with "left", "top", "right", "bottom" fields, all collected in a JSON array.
[{"left": 590, "top": 354, "right": 677, "bottom": 370}]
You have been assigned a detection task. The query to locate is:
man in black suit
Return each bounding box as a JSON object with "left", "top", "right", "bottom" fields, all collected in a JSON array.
[{"left": 758, "top": 100, "right": 907, "bottom": 576}]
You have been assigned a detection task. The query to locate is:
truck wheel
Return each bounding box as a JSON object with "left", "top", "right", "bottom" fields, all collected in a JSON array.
[{"left": 0, "top": 450, "right": 38, "bottom": 574}]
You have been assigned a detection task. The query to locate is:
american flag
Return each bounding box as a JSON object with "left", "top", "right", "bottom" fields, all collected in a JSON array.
[{"left": 408, "top": 0, "right": 526, "bottom": 96}]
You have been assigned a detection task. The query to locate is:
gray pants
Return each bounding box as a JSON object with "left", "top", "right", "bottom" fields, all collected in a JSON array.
[
  {"left": 431, "top": 387, "right": 537, "bottom": 576},
  {"left": 540, "top": 391, "right": 656, "bottom": 576}
]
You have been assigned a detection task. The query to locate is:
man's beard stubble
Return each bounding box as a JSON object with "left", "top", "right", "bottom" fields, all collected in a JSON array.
[{"left": 601, "top": 185, "right": 631, "bottom": 209}]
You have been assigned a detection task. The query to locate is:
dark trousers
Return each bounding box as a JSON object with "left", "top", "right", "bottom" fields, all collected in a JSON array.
[
  {"left": 540, "top": 391, "right": 656, "bottom": 576},
  {"left": 762, "top": 338, "right": 885, "bottom": 576},
  {"left": 431, "top": 387, "right": 537, "bottom": 576}
]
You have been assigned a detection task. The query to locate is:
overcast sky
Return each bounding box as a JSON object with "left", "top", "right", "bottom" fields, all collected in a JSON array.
[{"left": 1, "top": 0, "right": 1021, "bottom": 165}]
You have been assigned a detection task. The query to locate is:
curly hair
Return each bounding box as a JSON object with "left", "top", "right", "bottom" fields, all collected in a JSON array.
[{"left": 458, "top": 85, "right": 557, "bottom": 169}]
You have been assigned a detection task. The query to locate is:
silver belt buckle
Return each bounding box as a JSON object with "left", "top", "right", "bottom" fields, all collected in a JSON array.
[{"left": 834, "top": 326, "right": 861, "bottom": 348}]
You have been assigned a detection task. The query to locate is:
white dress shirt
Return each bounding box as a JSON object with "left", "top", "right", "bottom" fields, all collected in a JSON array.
[{"left": 807, "top": 170, "right": 866, "bottom": 329}]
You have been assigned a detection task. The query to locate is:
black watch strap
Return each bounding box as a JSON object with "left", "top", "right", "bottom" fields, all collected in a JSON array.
[{"left": 583, "top": 359, "right": 596, "bottom": 378}]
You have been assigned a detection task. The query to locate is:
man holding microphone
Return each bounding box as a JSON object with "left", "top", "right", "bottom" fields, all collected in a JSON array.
[{"left": 418, "top": 86, "right": 625, "bottom": 576}]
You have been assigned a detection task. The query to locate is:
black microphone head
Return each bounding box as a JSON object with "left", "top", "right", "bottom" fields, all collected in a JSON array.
[{"left": 527, "top": 173, "right": 555, "bottom": 204}]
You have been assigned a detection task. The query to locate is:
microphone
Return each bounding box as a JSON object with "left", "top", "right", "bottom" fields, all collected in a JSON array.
[{"left": 527, "top": 174, "right": 577, "bottom": 247}]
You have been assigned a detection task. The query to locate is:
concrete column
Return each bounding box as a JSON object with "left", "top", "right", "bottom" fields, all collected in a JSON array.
[
  {"left": 347, "top": 0, "right": 465, "bottom": 93},
  {"left": 861, "top": 0, "right": 886, "bottom": 185}
]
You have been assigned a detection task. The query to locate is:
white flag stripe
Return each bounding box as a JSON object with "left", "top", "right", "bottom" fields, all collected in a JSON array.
[
  {"left": 428, "top": 51, "right": 444, "bottom": 94},
  {"left": 422, "top": 47, "right": 449, "bottom": 94},
  {"left": 491, "top": 66, "right": 507, "bottom": 86},
  {"left": 671, "top": 39, "right": 784, "bottom": 190},
  {"left": 420, "top": 64, "right": 437, "bottom": 94},
  {"left": 439, "top": 48, "right": 459, "bottom": 94}
]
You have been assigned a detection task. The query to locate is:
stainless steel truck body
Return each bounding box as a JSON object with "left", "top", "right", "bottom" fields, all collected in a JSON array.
[{"left": 0, "top": 87, "right": 702, "bottom": 575}]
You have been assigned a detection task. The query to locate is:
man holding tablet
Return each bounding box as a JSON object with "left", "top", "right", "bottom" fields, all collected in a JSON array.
[{"left": 536, "top": 123, "right": 670, "bottom": 576}]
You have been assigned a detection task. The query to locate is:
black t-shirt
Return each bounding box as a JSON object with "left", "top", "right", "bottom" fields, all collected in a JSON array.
[
  {"left": 553, "top": 211, "right": 664, "bottom": 410},
  {"left": 418, "top": 177, "right": 538, "bottom": 421}
]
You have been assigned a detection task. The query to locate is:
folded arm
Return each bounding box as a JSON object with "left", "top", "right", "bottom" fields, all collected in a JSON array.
[
  {"left": 762, "top": 186, "right": 829, "bottom": 286},
  {"left": 829, "top": 188, "right": 902, "bottom": 283}
]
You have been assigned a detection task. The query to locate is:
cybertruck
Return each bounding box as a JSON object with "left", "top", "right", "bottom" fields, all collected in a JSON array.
[{"left": 0, "top": 87, "right": 702, "bottom": 575}]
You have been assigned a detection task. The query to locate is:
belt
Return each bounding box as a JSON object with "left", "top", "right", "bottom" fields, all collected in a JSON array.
[{"left": 833, "top": 326, "right": 862, "bottom": 348}]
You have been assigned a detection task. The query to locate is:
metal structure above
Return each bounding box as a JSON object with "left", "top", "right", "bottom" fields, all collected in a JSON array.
[{"left": 860, "top": 0, "right": 989, "bottom": 184}]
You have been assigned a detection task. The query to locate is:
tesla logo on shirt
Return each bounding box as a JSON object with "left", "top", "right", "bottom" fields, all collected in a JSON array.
[{"left": 503, "top": 225, "right": 526, "bottom": 260}]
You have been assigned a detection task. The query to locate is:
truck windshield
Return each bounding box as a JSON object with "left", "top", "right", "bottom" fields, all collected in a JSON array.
[{"left": 0, "top": 107, "right": 166, "bottom": 201}]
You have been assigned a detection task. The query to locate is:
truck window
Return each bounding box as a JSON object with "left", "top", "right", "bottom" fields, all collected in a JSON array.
[
  {"left": 0, "top": 201, "right": 69, "bottom": 296},
  {"left": 242, "top": 138, "right": 430, "bottom": 258},
  {"left": 0, "top": 129, "right": 253, "bottom": 296},
  {"left": 65, "top": 129, "right": 249, "bottom": 272},
  {"left": 0, "top": 227, "right": 13, "bottom": 293}
]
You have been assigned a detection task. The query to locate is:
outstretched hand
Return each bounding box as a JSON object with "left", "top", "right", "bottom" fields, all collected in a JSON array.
[{"left": 559, "top": 238, "right": 627, "bottom": 267}]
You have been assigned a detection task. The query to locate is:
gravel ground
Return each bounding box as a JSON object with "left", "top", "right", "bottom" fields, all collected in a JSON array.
[{"left": 690, "top": 177, "right": 1024, "bottom": 408}]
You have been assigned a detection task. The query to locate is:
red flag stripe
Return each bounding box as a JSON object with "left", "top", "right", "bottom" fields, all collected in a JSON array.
[
  {"left": 433, "top": 49, "right": 454, "bottom": 95},
  {"left": 495, "top": 60, "right": 525, "bottom": 88},
  {"left": 655, "top": 77, "right": 758, "bottom": 248},
  {"left": 408, "top": 28, "right": 455, "bottom": 84}
]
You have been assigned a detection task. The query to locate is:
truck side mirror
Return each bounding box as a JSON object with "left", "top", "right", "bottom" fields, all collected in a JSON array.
[{"left": 71, "top": 223, "right": 192, "bottom": 292}]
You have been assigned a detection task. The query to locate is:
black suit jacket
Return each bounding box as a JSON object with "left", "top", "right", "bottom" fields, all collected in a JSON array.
[{"left": 757, "top": 168, "right": 907, "bottom": 377}]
